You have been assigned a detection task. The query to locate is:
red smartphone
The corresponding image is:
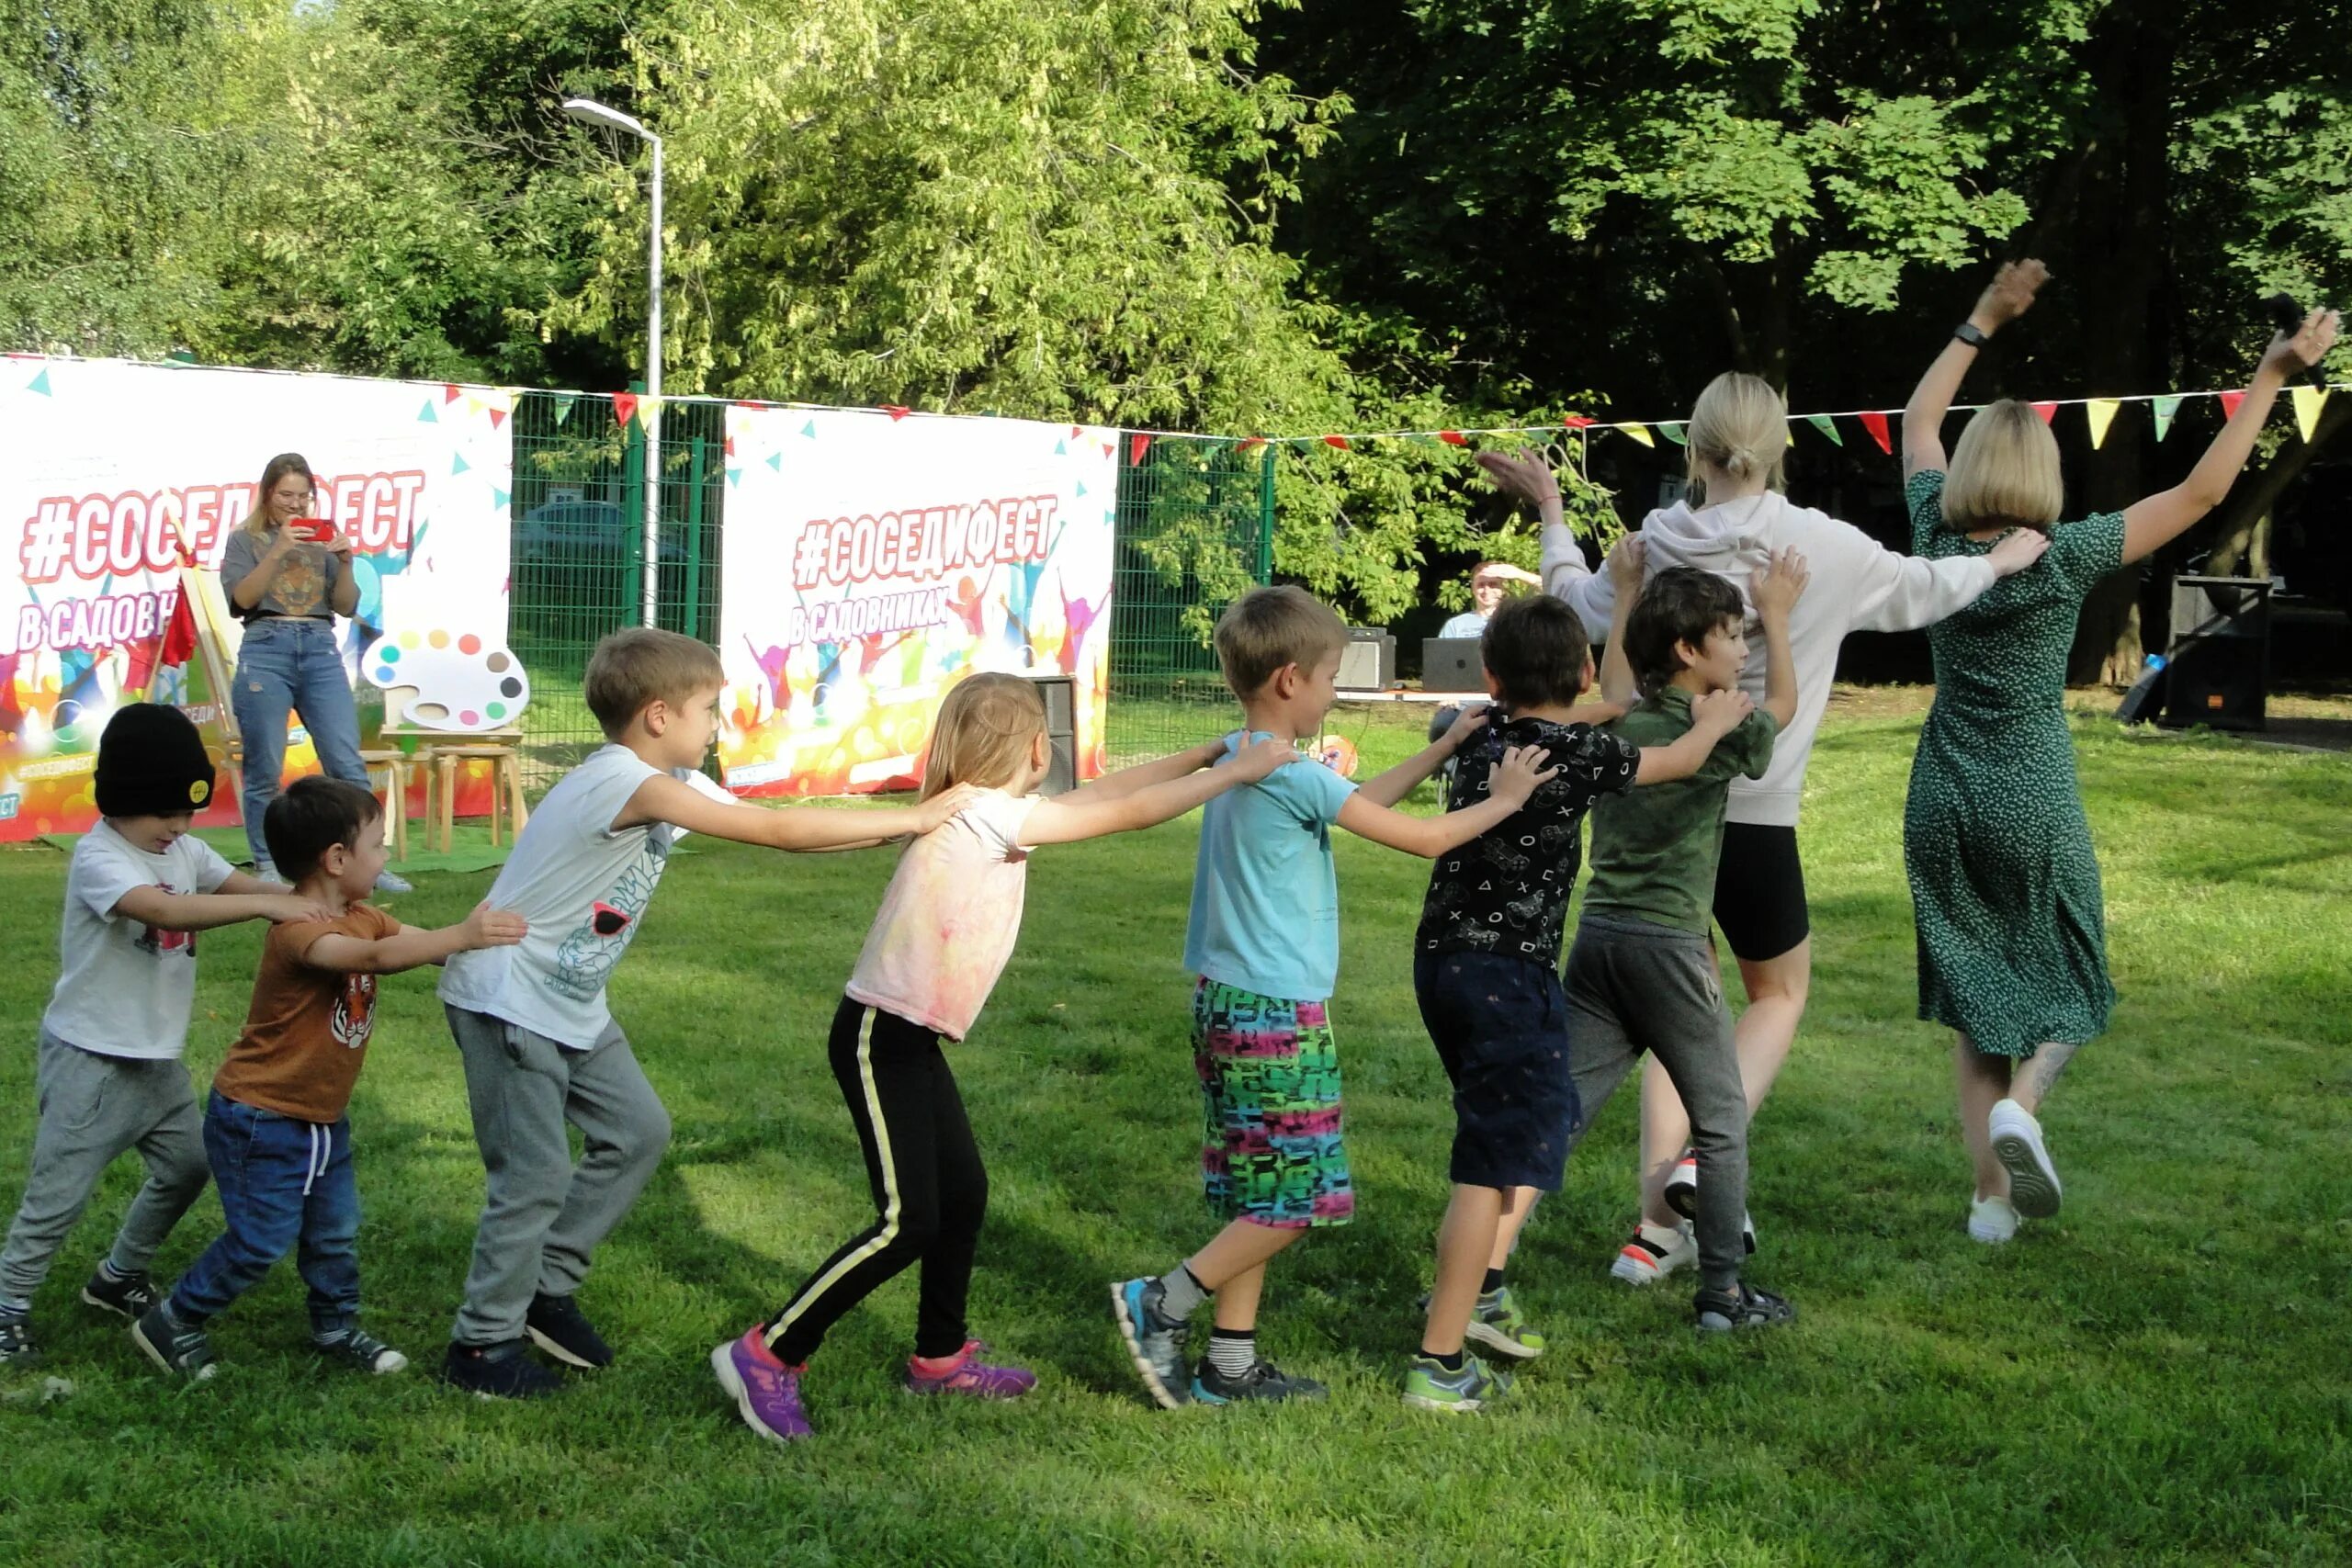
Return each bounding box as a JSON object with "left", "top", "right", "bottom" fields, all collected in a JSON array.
[{"left": 291, "top": 517, "right": 336, "bottom": 543}]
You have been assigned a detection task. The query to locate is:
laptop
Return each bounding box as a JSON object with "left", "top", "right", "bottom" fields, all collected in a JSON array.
[{"left": 1421, "top": 637, "right": 1485, "bottom": 694}]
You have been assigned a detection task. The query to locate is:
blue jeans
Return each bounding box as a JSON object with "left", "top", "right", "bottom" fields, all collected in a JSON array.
[
  {"left": 231, "top": 616, "right": 369, "bottom": 865},
  {"left": 170, "top": 1093, "right": 362, "bottom": 1337}
]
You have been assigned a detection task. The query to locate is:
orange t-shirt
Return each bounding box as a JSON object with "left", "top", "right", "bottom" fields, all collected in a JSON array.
[{"left": 211, "top": 904, "right": 400, "bottom": 1123}]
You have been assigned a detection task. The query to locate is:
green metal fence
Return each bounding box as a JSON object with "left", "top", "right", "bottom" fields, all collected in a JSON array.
[{"left": 503, "top": 402, "right": 1272, "bottom": 784}]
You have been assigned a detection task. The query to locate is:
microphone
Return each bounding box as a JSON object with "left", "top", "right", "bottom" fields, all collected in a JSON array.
[{"left": 2261, "top": 293, "right": 2329, "bottom": 389}]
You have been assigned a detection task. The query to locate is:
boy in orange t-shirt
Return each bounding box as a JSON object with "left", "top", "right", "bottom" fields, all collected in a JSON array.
[{"left": 130, "top": 778, "right": 526, "bottom": 1380}]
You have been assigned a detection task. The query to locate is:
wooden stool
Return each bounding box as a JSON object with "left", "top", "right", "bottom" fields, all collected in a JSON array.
[
  {"left": 356, "top": 748, "right": 413, "bottom": 863},
  {"left": 423, "top": 744, "right": 529, "bottom": 853}
]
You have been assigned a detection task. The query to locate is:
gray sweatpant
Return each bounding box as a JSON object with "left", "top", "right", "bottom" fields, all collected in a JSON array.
[
  {"left": 1561, "top": 912, "right": 1749, "bottom": 1293},
  {"left": 447, "top": 1006, "right": 672, "bottom": 1348},
  {"left": 0, "top": 1031, "right": 210, "bottom": 1303}
]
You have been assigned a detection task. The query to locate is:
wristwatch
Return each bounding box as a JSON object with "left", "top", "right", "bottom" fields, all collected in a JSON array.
[{"left": 1952, "top": 321, "right": 1991, "bottom": 348}]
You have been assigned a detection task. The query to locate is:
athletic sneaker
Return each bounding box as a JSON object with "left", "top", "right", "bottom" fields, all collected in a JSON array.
[
  {"left": 373, "top": 870, "right": 413, "bottom": 895},
  {"left": 905, "top": 1339, "right": 1036, "bottom": 1399},
  {"left": 441, "top": 1341, "right": 563, "bottom": 1400},
  {"left": 710, "top": 1326, "right": 812, "bottom": 1442},
  {"left": 1190, "top": 1358, "right": 1327, "bottom": 1404},
  {"left": 1692, "top": 1282, "right": 1797, "bottom": 1334},
  {"left": 1414, "top": 1286, "right": 1548, "bottom": 1360},
  {"left": 0, "top": 1313, "right": 37, "bottom": 1364},
  {"left": 1610, "top": 1220, "right": 1697, "bottom": 1286},
  {"left": 1110, "top": 1277, "right": 1193, "bottom": 1409},
  {"left": 1401, "top": 1352, "right": 1513, "bottom": 1414},
  {"left": 1662, "top": 1149, "right": 1699, "bottom": 1219},
  {"left": 526, "top": 1292, "right": 614, "bottom": 1370},
  {"left": 252, "top": 858, "right": 281, "bottom": 884},
  {"left": 130, "top": 1303, "right": 218, "bottom": 1380},
  {"left": 80, "top": 1268, "right": 159, "bottom": 1320},
  {"left": 1988, "top": 1099, "right": 2062, "bottom": 1218},
  {"left": 315, "top": 1330, "right": 408, "bottom": 1374},
  {"left": 1968, "top": 1194, "right": 2020, "bottom": 1245}
]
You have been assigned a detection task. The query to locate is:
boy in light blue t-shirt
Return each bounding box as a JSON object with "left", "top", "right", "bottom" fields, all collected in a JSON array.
[{"left": 1112, "top": 586, "right": 1555, "bottom": 1408}]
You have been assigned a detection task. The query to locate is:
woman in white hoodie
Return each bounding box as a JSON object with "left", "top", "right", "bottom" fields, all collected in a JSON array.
[{"left": 1481, "top": 376, "right": 2048, "bottom": 1281}]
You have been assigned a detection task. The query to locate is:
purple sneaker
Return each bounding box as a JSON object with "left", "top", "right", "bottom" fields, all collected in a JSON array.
[
  {"left": 905, "top": 1338, "right": 1037, "bottom": 1400},
  {"left": 710, "top": 1326, "right": 813, "bottom": 1442}
]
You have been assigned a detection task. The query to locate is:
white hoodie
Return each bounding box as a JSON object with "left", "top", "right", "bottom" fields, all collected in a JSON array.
[{"left": 1542, "top": 491, "right": 1996, "bottom": 828}]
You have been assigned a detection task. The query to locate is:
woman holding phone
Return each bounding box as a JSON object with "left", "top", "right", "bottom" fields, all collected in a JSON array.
[{"left": 215, "top": 451, "right": 411, "bottom": 892}]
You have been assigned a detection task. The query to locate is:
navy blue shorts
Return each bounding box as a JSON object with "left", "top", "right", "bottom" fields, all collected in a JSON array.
[{"left": 1411, "top": 949, "right": 1578, "bottom": 1192}]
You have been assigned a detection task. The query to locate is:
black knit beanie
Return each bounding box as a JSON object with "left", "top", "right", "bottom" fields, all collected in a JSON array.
[{"left": 94, "top": 704, "right": 219, "bottom": 818}]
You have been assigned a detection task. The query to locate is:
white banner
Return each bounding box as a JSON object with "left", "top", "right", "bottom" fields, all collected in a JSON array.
[
  {"left": 718, "top": 407, "right": 1117, "bottom": 795},
  {"left": 0, "top": 355, "right": 514, "bottom": 840}
]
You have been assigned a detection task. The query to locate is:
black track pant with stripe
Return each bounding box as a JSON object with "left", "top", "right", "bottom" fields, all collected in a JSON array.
[{"left": 764, "top": 997, "right": 987, "bottom": 1364}]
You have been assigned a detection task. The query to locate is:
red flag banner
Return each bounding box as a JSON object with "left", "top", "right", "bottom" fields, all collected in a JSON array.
[
  {"left": 1859, "top": 411, "right": 1893, "bottom": 454},
  {"left": 613, "top": 391, "right": 639, "bottom": 429}
]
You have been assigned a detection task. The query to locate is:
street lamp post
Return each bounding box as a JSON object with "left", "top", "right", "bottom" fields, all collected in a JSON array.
[{"left": 561, "top": 96, "right": 664, "bottom": 630}]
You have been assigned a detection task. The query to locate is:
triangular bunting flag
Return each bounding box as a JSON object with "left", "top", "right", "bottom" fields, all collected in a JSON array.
[
  {"left": 612, "top": 391, "right": 639, "bottom": 428},
  {"left": 2152, "top": 396, "right": 2182, "bottom": 441},
  {"left": 879, "top": 404, "right": 911, "bottom": 421},
  {"left": 1129, "top": 433, "right": 1153, "bottom": 466},
  {"left": 1805, "top": 414, "right": 1842, "bottom": 446},
  {"left": 1438, "top": 430, "right": 1467, "bottom": 446},
  {"left": 1236, "top": 437, "right": 1267, "bottom": 454},
  {"left": 551, "top": 395, "right": 576, "bottom": 426},
  {"left": 1070, "top": 426, "right": 1082, "bottom": 438},
  {"left": 417, "top": 400, "right": 438, "bottom": 423},
  {"left": 802, "top": 420, "right": 818, "bottom": 438},
  {"left": 28, "top": 369, "right": 51, "bottom": 396},
  {"left": 2291, "top": 385, "right": 2329, "bottom": 443},
  {"left": 489, "top": 407, "right": 506, "bottom": 430},
  {"left": 1657, "top": 423, "right": 1687, "bottom": 446},
  {"left": 465, "top": 396, "right": 484, "bottom": 416},
  {"left": 2220, "top": 389, "right": 2246, "bottom": 420},
  {"left": 443, "top": 383, "right": 463, "bottom": 404},
  {"left": 1617, "top": 423, "right": 1655, "bottom": 447},
  {"left": 724, "top": 435, "right": 736, "bottom": 457},
  {"left": 1322, "top": 434, "right": 1351, "bottom": 450},
  {"left": 452, "top": 454, "right": 470, "bottom": 476},
  {"left": 2030, "top": 400, "right": 2058, "bottom": 424},
  {"left": 2085, "top": 399, "right": 2121, "bottom": 450},
  {"left": 1563, "top": 415, "right": 1596, "bottom": 430},
  {"left": 1859, "top": 411, "right": 1893, "bottom": 454}
]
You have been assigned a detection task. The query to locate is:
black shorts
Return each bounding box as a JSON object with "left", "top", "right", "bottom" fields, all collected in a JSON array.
[
  {"left": 1411, "top": 948, "right": 1578, "bottom": 1192},
  {"left": 1712, "top": 822, "right": 1809, "bottom": 964}
]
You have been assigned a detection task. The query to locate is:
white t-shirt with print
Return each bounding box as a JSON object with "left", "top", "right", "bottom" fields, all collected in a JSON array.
[
  {"left": 440, "top": 743, "right": 731, "bottom": 1050},
  {"left": 845, "top": 790, "right": 1038, "bottom": 1042},
  {"left": 42, "top": 820, "right": 237, "bottom": 1061}
]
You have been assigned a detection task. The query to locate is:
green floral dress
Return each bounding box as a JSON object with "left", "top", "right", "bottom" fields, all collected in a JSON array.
[{"left": 1901, "top": 469, "right": 2123, "bottom": 1057}]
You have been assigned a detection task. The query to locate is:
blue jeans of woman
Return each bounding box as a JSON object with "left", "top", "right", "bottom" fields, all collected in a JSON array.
[
  {"left": 168, "top": 1092, "right": 362, "bottom": 1338},
  {"left": 231, "top": 616, "right": 368, "bottom": 866}
]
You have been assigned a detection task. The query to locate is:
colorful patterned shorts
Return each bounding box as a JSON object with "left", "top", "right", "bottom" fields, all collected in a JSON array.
[{"left": 1193, "top": 978, "right": 1354, "bottom": 1229}]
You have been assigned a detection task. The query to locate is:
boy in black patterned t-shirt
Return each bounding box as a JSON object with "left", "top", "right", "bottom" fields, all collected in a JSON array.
[{"left": 1404, "top": 592, "right": 1752, "bottom": 1413}]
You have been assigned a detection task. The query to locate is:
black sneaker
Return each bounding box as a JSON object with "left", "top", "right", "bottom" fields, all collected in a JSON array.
[
  {"left": 526, "top": 1293, "right": 614, "bottom": 1370},
  {"left": 1190, "top": 1358, "right": 1328, "bottom": 1404},
  {"left": 131, "top": 1303, "right": 219, "bottom": 1380},
  {"left": 1693, "top": 1282, "right": 1797, "bottom": 1334},
  {"left": 441, "top": 1340, "right": 563, "bottom": 1400},
  {"left": 81, "top": 1268, "right": 160, "bottom": 1320},
  {"left": 314, "top": 1329, "right": 410, "bottom": 1375},
  {"left": 0, "top": 1313, "right": 37, "bottom": 1364}
]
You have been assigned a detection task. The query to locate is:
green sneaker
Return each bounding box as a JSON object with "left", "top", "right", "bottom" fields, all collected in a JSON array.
[
  {"left": 1466, "top": 1286, "right": 1545, "bottom": 1360},
  {"left": 1402, "top": 1352, "right": 1513, "bottom": 1413}
]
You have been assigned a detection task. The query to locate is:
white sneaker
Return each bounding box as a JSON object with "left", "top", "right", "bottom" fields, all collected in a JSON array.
[
  {"left": 373, "top": 870, "right": 413, "bottom": 895},
  {"left": 1609, "top": 1220, "right": 1696, "bottom": 1286},
  {"left": 1662, "top": 1150, "right": 1698, "bottom": 1219},
  {"left": 1988, "top": 1099, "right": 2062, "bottom": 1218},
  {"left": 1968, "top": 1195, "right": 2019, "bottom": 1245},
  {"left": 252, "top": 859, "right": 281, "bottom": 886}
]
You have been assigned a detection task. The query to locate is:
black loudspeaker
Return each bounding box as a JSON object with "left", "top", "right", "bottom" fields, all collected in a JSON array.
[
  {"left": 1029, "top": 673, "right": 1078, "bottom": 794},
  {"left": 2160, "top": 576, "right": 2270, "bottom": 732},
  {"left": 1338, "top": 626, "right": 1395, "bottom": 690}
]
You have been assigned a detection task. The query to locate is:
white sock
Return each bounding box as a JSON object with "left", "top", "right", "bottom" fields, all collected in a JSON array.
[{"left": 1206, "top": 1329, "right": 1255, "bottom": 1379}]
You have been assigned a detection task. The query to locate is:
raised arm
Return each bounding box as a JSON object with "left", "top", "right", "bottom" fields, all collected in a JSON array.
[
  {"left": 617, "top": 773, "right": 984, "bottom": 850},
  {"left": 1019, "top": 738, "right": 1296, "bottom": 846},
  {"left": 2120, "top": 310, "right": 2339, "bottom": 565},
  {"left": 1597, "top": 536, "right": 1644, "bottom": 707},
  {"left": 1749, "top": 548, "right": 1809, "bottom": 728},
  {"left": 1354, "top": 703, "right": 1487, "bottom": 808},
  {"left": 1904, "top": 259, "right": 2051, "bottom": 479},
  {"left": 302, "top": 903, "right": 527, "bottom": 976},
  {"left": 1477, "top": 450, "right": 1615, "bottom": 637},
  {"left": 1337, "top": 743, "right": 1558, "bottom": 859}
]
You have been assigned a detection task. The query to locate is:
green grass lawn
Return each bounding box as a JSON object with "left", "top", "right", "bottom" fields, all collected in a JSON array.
[{"left": 1, "top": 699, "right": 2346, "bottom": 1565}]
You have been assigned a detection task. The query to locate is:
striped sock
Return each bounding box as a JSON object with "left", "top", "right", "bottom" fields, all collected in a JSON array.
[{"left": 1206, "top": 1327, "right": 1255, "bottom": 1380}]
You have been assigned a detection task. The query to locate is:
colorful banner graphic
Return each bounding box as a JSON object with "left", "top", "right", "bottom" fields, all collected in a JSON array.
[
  {"left": 718, "top": 407, "right": 1117, "bottom": 796},
  {"left": 0, "top": 357, "right": 515, "bottom": 842}
]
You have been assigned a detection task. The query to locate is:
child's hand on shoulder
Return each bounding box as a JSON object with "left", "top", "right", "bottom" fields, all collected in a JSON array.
[
  {"left": 915, "top": 783, "right": 986, "bottom": 831},
  {"left": 1689, "top": 687, "right": 1755, "bottom": 738},
  {"left": 1987, "top": 527, "right": 2051, "bottom": 579},
  {"left": 1752, "top": 547, "right": 1809, "bottom": 622},
  {"left": 266, "top": 895, "right": 338, "bottom": 924},
  {"left": 1231, "top": 735, "right": 1301, "bottom": 781},
  {"left": 460, "top": 901, "right": 528, "bottom": 951},
  {"left": 1487, "top": 743, "right": 1561, "bottom": 807},
  {"left": 1607, "top": 535, "right": 1646, "bottom": 594},
  {"left": 1440, "top": 700, "right": 1489, "bottom": 753}
]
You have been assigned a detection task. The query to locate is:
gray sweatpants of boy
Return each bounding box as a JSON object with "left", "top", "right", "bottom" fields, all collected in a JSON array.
[
  {"left": 447, "top": 1006, "right": 672, "bottom": 1348},
  {"left": 1560, "top": 912, "right": 1750, "bottom": 1293},
  {"left": 0, "top": 1031, "right": 210, "bottom": 1303}
]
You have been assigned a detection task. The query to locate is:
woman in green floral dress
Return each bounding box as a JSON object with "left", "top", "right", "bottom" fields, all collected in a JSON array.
[{"left": 1898, "top": 260, "right": 2338, "bottom": 1245}]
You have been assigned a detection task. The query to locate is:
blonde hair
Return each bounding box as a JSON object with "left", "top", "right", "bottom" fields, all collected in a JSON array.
[
  {"left": 242, "top": 453, "right": 318, "bottom": 536},
  {"left": 582, "top": 626, "right": 725, "bottom": 738},
  {"left": 922, "top": 672, "right": 1046, "bottom": 800},
  {"left": 1214, "top": 586, "right": 1349, "bottom": 699},
  {"left": 1684, "top": 372, "right": 1788, "bottom": 504},
  {"left": 1943, "top": 400, "right": 2064, "bottom": 532}
]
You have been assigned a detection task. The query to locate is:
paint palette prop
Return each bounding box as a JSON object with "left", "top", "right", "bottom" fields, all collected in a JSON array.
[{"left": 363, "top": 628, "right": 530, "bottom": 731}]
